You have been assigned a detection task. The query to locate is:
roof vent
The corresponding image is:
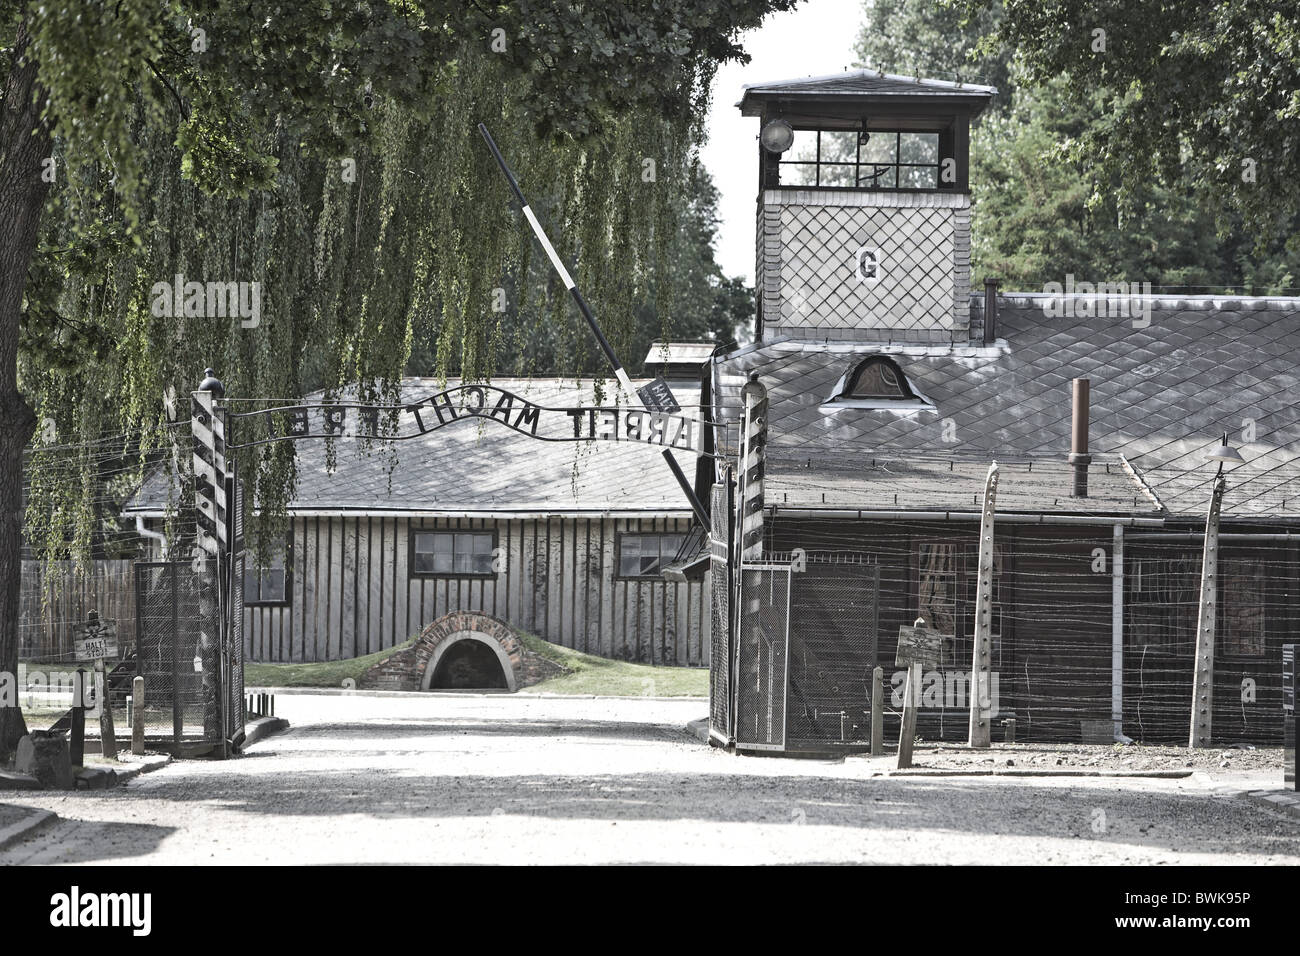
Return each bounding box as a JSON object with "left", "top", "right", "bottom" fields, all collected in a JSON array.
[{"left": 1069, "top": 378, "right": 1091, "bottom": 498}]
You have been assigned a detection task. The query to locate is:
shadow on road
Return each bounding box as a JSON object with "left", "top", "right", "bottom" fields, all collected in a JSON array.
[
  {"left": 56, "top": 767, "right": 1300, "bottom": 861},
  {"left": 2, "top": 821, "right": 175, "bottom": 864}
]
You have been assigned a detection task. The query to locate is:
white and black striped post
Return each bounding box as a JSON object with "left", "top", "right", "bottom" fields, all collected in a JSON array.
[
  {"left": 191, "top": 368, "right": 227, "bottom": 745},
  {"left": 737, "top": 372, "right": 768, "bottom": 563},
  {"left": 192, "top": 368, "right": 228, "bottom": 560}
]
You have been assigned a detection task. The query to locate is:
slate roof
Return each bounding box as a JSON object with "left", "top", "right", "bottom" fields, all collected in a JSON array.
[
  {"left": 127, "top": 378, "right": 702, "bottom": 518},
  {"left": 739, "top": 68, "right": 997, "bottom": 115},
  {"left": 713, "top": 295, "right": 1300, "bottom": 522},
  {"left": 764, "top": 452, "right": 1157, "bottom": 516}
]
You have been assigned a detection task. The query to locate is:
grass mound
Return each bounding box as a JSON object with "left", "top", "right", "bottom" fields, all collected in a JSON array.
[{"left": 243, "top": 632, "right": 707, "bottom": 697}]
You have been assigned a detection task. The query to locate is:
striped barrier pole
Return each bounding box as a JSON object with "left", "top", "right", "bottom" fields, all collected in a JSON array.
[
  {"left": 477, "top": 124, "right": 636, "bottom": 399},
  {"left": 738, "top": 372, "right": 768, "bottom": 563}
]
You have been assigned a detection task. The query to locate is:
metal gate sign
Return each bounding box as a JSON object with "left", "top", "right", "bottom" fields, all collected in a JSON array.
[
  {"left": 232, "top": 384, "right": 701, "bottom": 452},
  {"left": 636, "top": 376, "right": 680, "bottom": 413},
  {"left": 895, "top": 622, "right": 942, "bottom": 669},
  {"left": 73, "top": 617, "right": 119, "bottom": 661}
]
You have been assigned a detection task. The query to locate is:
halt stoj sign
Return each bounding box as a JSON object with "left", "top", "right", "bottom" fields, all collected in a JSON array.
[{"left": 73, "top": 617, "right": 119, "bottom": 662}]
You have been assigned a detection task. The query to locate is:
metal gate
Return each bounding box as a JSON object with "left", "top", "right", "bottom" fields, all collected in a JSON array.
[
  {"left": 727, "top": 553, "right": 880, "bottom": 753},
  {"left": 786, "top": 557, "right": 879, "bottom": 746},
  {"left": 734, "top": 563, "right": 791, "bottom": 751},
  {"left": 226, "top": 552, "right": 245, "bottom": 744},
  {"left": 134, "top": 555, "right": 244, "bottom": 753}
]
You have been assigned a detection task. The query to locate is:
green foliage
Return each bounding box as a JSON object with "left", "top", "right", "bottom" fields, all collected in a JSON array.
[
  {"left": 16, "top": 1, "right": 771, "bottom": 563},
  {"left": 857, "top": 0, "right": 1300, "bottom": 292},
  {"left": 976, "top": 0, "right": 1300, "bottom": 244},
  {"left": 857, "top": 0, "right": 1013, "bottom": 100},
  {"left": 971, "top": 76, "right": 1227, "bottom": 289}
]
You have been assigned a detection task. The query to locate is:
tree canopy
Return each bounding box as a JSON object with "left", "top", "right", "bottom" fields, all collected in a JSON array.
[
  {"left": 0, "top": 0, "right": 794, "bottom": 756},
  {"left": 856, "top": 0, "right": 1300, "bottom": 291},
  {"left": 17, "top": 3, "right": 778, "bottom": 558},
  {"left": 984, "top": 0, "right": 1300, "bottom": 245}
]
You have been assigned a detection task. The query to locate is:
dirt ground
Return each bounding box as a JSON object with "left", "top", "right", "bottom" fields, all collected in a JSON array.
[
  {"left": 891, "top": 741, "right": 1286, "bottom": 773},
  {"left": 0, "top": 693, "right": 1296, "bottom": 865}
]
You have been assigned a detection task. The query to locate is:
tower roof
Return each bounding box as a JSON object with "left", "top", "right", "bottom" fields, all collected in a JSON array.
[{"left": 738, "top": 67, "right": 997, "bottom": 116}]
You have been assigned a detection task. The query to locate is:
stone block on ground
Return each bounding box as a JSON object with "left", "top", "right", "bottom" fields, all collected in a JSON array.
[
  {"left": 75, "top": 767, "right": 118, "bottom": 790},
  {"left": 14, "top": 732, "right": 74, "bottom": 790}
]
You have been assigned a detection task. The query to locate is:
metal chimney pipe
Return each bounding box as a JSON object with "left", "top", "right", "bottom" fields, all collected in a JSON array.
[
  {"left": 1069, "top": 378, "right": 1091, "bottom": 498},
  {"left": 983, "top": 278, "right": 999, "bottom": 346}
]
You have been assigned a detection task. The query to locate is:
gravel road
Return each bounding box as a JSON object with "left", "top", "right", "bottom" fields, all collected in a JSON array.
[{"left": 1, "top": 693, "right": 1296, "bottom": 865}]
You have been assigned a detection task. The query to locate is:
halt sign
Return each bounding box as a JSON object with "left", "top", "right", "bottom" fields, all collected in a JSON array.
[
  {"left": 895, "top": 622, "right": 942, "bottom": 669},
  {"left": 73, "top": 617, "right": 119, "bottom": 662}
]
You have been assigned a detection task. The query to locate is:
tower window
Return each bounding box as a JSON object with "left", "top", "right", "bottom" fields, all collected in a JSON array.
[
  {"left": 846, "top": 357, "right": 915, "bottom": 400},
  {"left": 778, "top": 129, "right": 942, "bottom": 190}
]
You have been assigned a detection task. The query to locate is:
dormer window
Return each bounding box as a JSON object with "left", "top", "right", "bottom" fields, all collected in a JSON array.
[
  {"left": 847, "top": 357, "right": 914, "bottom": 399},
  {"left": 823, "top": 356, "right": 934, "bottom": 410}
]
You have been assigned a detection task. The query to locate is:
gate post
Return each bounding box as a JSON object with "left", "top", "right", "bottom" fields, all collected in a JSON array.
[
  {"left": 191, "top": 369, "right": 227, "bottom": 747},
  {"left": 1189, "top": 470, "right": 1226, "bottom": 748},
  {"left": 737, "top": 372, "right": 768, "bottom": 563},
  {"left": 968, "top": 461, "right": 999, "bottom": 748},
  {"left": 733, "top": 375, "right": 768, "bottom": 740}
]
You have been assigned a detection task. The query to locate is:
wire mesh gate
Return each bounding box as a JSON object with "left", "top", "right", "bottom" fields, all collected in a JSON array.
[
  {"left": 133, "top": 553, "right": 244, "bottom": 754},
  {"left": 126, "top": 389, "right": 247, "bottom": 757},
  {"left": 735, "top": 563, "right": 791, "bottom": 751},
  {"left": 718, "top": 550, "right": 882, "bottom": 755},
  {"left": 786, "top": 556, "right": 879, "bottom": 748}
]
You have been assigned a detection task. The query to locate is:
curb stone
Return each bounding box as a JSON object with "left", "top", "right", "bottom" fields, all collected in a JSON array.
[
  {"left": 1, "top": 753, "right": 170, "bottom": 794},
  {"left": 1240, "top": 789, "right": 1300, "bottom": 819},
  {"left": 239, "top": 716, "right": 290, "bottom": 751},
  {"left": 106, "top": 753, "right": 172, "bottom": 785},
  {"left": 883, "top": 768, "right": 1194, "bottom": 778},
  {"left": 0, "top": 807, "right": 56, "bottom": 851},
  {"left": 685, "top": 717, "right": 709, "bottom": 743},
  {"left": 248, "top": 685, "right": 707, "bottom": 702}
]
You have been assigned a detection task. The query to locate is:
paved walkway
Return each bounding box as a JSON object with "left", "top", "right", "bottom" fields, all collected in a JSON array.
[{"left": 1, "top": 694, "right": 1297, "bottom": 864}]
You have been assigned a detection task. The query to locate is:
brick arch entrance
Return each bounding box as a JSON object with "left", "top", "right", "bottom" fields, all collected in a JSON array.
[
  {"left": 422, "top": 617, "right": 519, "bottom": 692},
  {"left": 358, "top": 611, "right": 567, "bottom": 692}
]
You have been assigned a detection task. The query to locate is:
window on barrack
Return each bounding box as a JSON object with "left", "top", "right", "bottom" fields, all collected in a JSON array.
[
  {"left": 244, "top": 540, "right": 291, "bottom": 606},
  {"left": 618, "top": 532, "right": 687, "bottom": 579},
  {"left": 411, "top": 530, "right": 496, "bottom": 577}
]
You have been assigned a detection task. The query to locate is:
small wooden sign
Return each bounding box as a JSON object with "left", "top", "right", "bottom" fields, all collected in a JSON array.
[
  {"left": 895, "top": 624, "right": 942, "bottom": 669},
  {"left": 636, "top": 376, "right": 681, "bottom": 414},
  {"left": 73, "top": 618, "right": 119, "bottom": 662}
]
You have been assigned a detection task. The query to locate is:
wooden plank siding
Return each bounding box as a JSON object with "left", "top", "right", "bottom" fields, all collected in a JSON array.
[
  {"left": 18, "top": 560, "right": 137, "bottom": 662},
  {"left": 244, "top": 515, "right": 709, "bottom": 666}
]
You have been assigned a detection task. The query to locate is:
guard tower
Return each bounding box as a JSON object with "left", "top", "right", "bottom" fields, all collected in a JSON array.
[{"left": 739, "top": 69, "right": 996, "bottom": 343}]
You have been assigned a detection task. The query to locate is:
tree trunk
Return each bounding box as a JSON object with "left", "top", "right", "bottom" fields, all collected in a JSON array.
[{"left": 0, "top": 24, "right": 52, "bottom": 761}]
